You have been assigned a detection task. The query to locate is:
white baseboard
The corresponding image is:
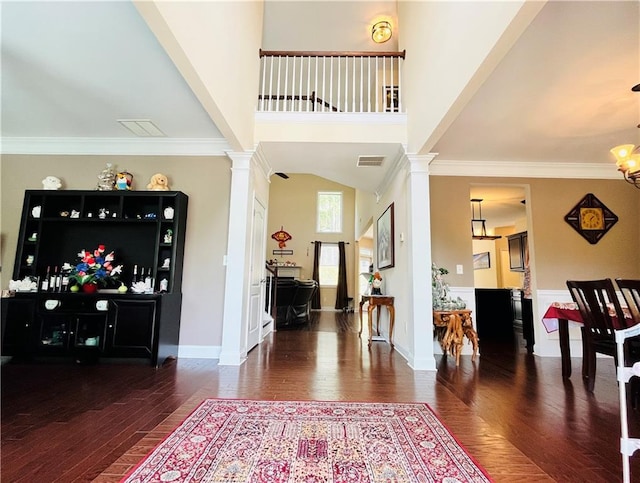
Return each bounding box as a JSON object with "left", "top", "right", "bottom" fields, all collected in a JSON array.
[{"left": 178, "top": 345, "right": 221, "bottom": 359}]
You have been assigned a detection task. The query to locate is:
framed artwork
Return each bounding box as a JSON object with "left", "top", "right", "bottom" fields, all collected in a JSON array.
[
  {"left": 384, "top": 85, "right": 399, "bottom": 112},
  {"left": 377, "top": 202, "right": 395, "bottom": 270},
  {"left": 473, "top": 252, "right": 491, "bottom": 270}
]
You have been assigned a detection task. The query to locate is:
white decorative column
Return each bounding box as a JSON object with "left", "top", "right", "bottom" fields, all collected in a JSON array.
[
  {"left": 406, "top": 153, "right": 437, "bottom": 370},
  {"left": 219, "top": 151, "right": 253, "bottom": 365}
]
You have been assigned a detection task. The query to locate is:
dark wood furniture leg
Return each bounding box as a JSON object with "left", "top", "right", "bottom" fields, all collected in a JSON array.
[{"left": 558, "top": 317, "right": 571, "bottom": 378}]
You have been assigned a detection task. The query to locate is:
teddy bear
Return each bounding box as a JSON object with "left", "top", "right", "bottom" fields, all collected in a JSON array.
[
  {"left": 42, "top": 176, "right": 62, "bottom": 190},
  {"left": 147, "top": 173, "right": 170, "bottom": 191}
]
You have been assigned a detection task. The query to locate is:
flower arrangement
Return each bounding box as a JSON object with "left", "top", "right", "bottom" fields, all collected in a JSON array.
[{"left": 63, "top": 244, "right": 122, "bottom": 289}]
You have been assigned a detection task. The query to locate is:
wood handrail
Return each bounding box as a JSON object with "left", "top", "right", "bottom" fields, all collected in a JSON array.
[
  {"left": 258, "top": 92, "right": 340, "bottom": 112},
  {"left": 260, "top": 49, "right": 406, "bottom": 59}
]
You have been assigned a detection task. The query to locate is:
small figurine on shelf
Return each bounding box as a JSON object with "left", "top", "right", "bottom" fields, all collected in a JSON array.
[
  {"left": 96, "top": 163, "right": 116, "bottom": 191},
  {"left": 42, "top": 175, "right": 62, "bottom": 190},
  {"left": 162, "top": 258, "right": 170, "bottom": 269},
  {"left": 371, "top": 272, "right": 383, "bottom": 295},
  {"left": 163, "top": 206, "right": 174, "bottom": 220},
  {"left": 115, "top": 171, "right": 133, "bottom": 190},
  {"left": 31, "top": 205, "right": 41, "bottom": 218},
  {"left": 98, "top": 208, "right": 109, "bottom": 219},
  {"left": 159, "top": 278, "right": 168, "bottom": 292},
  {"left": 164, "top": 229, "right": 173, "bottom": 244},
  {"left": 147, "top": 173, "right": 170, "bottom": 191}
]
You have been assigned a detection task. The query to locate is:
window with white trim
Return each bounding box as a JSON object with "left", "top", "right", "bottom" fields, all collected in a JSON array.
[
  {"left": 319, "top": 244, "right": 339, "bottom": 286},
  {"left": 317, "top": 192, "right": 342, "bottom": 233}
]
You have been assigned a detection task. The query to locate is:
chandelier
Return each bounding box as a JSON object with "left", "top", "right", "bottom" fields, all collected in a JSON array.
[
  {"left": 470, "top": 199, "right": 501, "bottom": 240},
  {"left": 610, "top": 144, "right": 640, "bottom": 188},
  {"left": 610, "top": 83, "right": 640, "bottom": 189}
]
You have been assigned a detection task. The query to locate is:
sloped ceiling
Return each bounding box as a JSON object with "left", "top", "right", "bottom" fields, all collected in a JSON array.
[
  {"left": 1, "top": 1, "right": 222, "bottom": 141},
  {"left": 432, "top": 0, "right": 640, "bottom": 165},
  {"left": 1, "top": 0, "right": 639, "bottom": 219}
]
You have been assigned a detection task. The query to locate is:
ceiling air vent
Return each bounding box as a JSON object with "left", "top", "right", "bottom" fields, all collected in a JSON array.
[
  {"left": 117, "top": 119, "right": 166, "bottom": 137},
  {"left": 357, "top": 155, "right": 385, "bottom": 167}
]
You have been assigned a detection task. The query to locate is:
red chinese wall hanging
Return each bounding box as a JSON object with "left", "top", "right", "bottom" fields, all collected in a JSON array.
[{"left": 271, "top": 226, "right": 292, "bottom": 248}]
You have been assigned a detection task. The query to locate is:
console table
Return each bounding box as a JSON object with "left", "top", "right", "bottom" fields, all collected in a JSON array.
[
  {"left": 359, "top": 295, "right": 395, "bottom": 348},
  {"left": 433, "top": 309, "right": 479, "bottom": 365}
]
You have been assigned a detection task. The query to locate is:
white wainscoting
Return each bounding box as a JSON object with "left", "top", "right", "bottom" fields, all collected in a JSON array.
[{"left": 535, "top": 289, "right": 585, "bottom": 358}]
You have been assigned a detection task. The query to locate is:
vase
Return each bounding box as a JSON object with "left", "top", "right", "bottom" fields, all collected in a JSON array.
[{"left": 82, "top": 283, "right": 98, "bottom": 294}]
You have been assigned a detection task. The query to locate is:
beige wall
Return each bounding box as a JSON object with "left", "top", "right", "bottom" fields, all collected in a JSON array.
[
  {"left": 430, "top": 176, "right": 640, "bottom": 291},
  {"left": 267, "top": 174, "right": 356, "bottom": 308},
  {"left": 0, "top": 154, "right": 232, "bottom": 348}
]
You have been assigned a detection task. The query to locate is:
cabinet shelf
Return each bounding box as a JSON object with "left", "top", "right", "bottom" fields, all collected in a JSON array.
[{"left": 4, "top": 190, "right": 189, "bottom": 366}]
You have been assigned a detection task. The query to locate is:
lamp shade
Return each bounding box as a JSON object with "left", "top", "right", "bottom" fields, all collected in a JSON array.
[
  {"left": 610, "top": 144, "right": 640, "bottom": 187},
  {"left": 610, "top": 144, "right": 636, "bottom": 166},
  {"left": 372, "top": 21, "right": 392, "bottom": 43}
]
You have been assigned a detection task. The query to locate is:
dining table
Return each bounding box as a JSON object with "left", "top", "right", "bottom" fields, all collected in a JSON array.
[
  {"left": 542, "top": 301, "right": 634, "bottom": 379},
  {"left": 542, "top": 302, "right": 584, "bottom": 379}
]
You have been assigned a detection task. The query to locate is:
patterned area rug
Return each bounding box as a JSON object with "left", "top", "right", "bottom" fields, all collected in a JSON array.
[{"left": 122, "top": 399, "right": 492, "bottom": 483}]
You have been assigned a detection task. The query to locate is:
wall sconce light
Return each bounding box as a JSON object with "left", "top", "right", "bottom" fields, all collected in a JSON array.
[
  {"left": 610, "top": 144, "right": 640, "bottom": 188},
  {"left": 372, "top": 21, "right": 392, "bottom": 43}
]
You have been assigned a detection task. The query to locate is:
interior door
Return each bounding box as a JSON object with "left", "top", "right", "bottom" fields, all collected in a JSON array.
[{"left": 247, "top": 197, "right": 266, "bottom": 351}]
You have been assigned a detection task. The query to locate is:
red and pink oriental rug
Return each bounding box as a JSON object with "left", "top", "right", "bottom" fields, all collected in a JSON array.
[{"left": 122, "top": 399, "right": 492, "bottom": 483}]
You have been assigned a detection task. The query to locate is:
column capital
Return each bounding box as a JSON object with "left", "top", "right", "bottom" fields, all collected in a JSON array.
[
  {"left": 405, "top": 153, "right": 437, "bottom": 174},
  {"left": 225, "top": 151, "right": 253, "bottom": 170}
]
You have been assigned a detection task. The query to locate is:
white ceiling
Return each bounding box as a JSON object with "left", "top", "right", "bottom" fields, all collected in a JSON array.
[{"left": 2, "top": 1, "right": 639, "bottom": 225}]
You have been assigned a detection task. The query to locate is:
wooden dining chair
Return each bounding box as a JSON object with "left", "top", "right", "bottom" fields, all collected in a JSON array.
[
  {"left": 566, "top": 279, "right": 635, "bottom": 392},
  {"left": 616, "top": 279, "right": 640, "bottom": 324}
]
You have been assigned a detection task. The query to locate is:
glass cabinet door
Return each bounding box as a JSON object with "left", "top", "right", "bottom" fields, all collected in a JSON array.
[
  {"left": 74, "top": 314, "right": 107, "bottom": 350},
  {"left": 37, "top": 314, "right": 71, "bottom": 353}
]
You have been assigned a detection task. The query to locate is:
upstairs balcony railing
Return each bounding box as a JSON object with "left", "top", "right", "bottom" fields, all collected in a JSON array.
[{"left": 258, "top": 49, "right": 405, "bottom": 113}]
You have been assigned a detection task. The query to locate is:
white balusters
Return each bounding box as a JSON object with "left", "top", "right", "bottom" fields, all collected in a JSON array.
[{"left": 258, "top": 51, "right": 404, "bottom": 113}]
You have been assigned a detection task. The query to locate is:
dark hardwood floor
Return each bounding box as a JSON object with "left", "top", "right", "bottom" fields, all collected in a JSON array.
[{"left": 2, "top": 310, "right": 639, "bottom": 482}]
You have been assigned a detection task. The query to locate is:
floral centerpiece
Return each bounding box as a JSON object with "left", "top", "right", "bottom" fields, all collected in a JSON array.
[{"left": 63, "top": 244, "right": 123, "bottom": 293}]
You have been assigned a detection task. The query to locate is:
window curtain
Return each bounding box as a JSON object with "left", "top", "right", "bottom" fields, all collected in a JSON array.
[
  {"left": 335, "top": 241, "right": 349, "bottom": 310},
  {"left": 311, "top": 241, "right": 321, "bottom": 309}
]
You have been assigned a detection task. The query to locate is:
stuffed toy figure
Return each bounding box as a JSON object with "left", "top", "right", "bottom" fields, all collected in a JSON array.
[
  {"left": 147, "top": 173, "right": 170, "bottom": 191},
  {"left": 115, "top": 173, "right": 130, "bottom": 190},
  {"left": 42, "top": 176, "right": 62, "bottom": 190}
]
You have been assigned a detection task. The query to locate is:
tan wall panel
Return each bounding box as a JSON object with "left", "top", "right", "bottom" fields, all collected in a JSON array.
[{"left": 0, "top": 154, "right": 231, "bottom": 347}]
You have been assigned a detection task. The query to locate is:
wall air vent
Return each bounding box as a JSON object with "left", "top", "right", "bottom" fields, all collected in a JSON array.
[{"left": 357, "top": 155, "right": 385, "bottom": 167}]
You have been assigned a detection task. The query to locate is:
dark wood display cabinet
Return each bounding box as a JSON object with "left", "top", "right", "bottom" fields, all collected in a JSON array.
[{"left": 1, "top": 190, "right": 188, "bottom": 366}]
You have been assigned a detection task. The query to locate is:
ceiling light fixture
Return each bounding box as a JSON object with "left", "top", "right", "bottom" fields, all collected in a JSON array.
[
  {"left": 470, "top": 199, "right": 502, "bottom": 240},
  {"left": 372, "top": 21, "right": 392, "bottom": 44},
  {"left": 610, "top": 144, "right": 640, "bottom": 188},
  {"left": 609, "top": 84, "right": 640, "bottom": 189}
]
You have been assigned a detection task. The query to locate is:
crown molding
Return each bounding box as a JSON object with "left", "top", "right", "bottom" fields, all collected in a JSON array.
[
  {"left": 374, "top": 145, "right": 408, "bottom": 200},
  {"left": 252, "top": 145, "right": 273, "bottom": 181},
  {"left": 428, "top": 158, "right": 619, "bottom": 180},
  {"left": 0, "top": 137, "right": 231, "bottom": 156}
]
